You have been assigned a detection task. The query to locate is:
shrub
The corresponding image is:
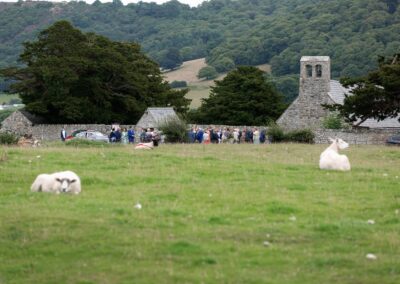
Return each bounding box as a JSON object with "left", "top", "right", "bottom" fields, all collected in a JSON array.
[
  {"left": 267, "top": 124, "right": 285, "bottom": 142},
  {"left": 323, "top": 113, "right": 344, "bottom": 129},
  {"left": 0, "top": 132, "right": 19, "bottom": 145},
  {"left": 169, "top": 80, "right": 188, "bottom": 88},
  {"left": 159, "top": 117, "right": 188, "bottom": 143},
  {"left": 285, "top": 129, "right": 315, "bottom": 144}
]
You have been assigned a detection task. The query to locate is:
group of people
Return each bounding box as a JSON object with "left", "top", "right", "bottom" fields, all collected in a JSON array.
[
  {"left": 109, "top": 127, "right": 136, "bottom": 144},
  {"left": 188, "top": 127, "right": 268, "bottom": 144}
]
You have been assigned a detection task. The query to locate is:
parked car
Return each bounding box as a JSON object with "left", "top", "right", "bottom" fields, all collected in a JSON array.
[
  {"left": 66, "top": 130, "right": 109, "bottom": 143},
  {"left": 386, "top": 135, "right": 400, "bottom": 145}
]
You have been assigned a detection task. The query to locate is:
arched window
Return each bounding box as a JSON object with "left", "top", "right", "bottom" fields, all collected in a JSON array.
[
  {"left": 316, "top": 64, "right": 322, "bottom": 77},
  {"left": 306, "top": 64, "right": 312, "bottom": 77}
]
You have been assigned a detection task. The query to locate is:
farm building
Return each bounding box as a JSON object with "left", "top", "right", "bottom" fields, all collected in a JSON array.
[
  {"left": 136, "top": 107, "right": 180, "bottom": 130},
  {"left": 277, "top": 56, "right": 400, "bottom": 131}
]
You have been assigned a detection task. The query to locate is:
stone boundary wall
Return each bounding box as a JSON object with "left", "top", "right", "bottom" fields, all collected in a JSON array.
[
  {"left": 1, "top": 121, "right": 399, "bottom": 144},
  {"left": 314, "top": 128, "right": 399, "bottom": 144},
  {"left": 25, "top": 124, "right": 135, "bottom": 141}
]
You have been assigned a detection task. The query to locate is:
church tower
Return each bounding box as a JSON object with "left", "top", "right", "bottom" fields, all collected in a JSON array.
[{"left": 277, "top": 56, "right": 335, "bottom": 131}]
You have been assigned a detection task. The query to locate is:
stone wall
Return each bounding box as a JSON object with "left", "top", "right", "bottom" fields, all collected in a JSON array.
[
  {"left": 1, "top": 118, "right": 398, "bottom": 144},
  {"left": 314, "top": 128, "right": 399, "bottom": 144},
  {"left": 1, "top": 123, "right": 136, "bottom": 141}
]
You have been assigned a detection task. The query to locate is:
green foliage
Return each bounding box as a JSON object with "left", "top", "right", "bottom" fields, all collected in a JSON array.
[
  {"left": 326, "top": 53, "right": 400, "bottom": 125},
  {"left": 267, "top": 124, "right": 286, "bottom": 142},
  {"left": 322, "top": 113, "right": 346, "bottom": 129},
  {"left": 169, "top": 80, "right": 188, "bottom": 88},
  {"left": 0, "top": 109, "right": 15, "bottom": 123},
  {"left": 194, "top": 66, "right": 286, "bottom": 125},
  {"left": 158, "top": 117, "right": 188, "bottom": 143},
  {"left": 0, "top": 21, "right": 190, "bottom": 123},
  {"left": 0, "top": 132, "right": 18, "bottom": 145},
  {"left": 285, "top": 129, "right": 315, "bottom": 144},
  {"left": 267, "top": 124, "right": 315, "bottom": 143},
  {"left": 158, "top": 48, "right": 183, "bottom": 70},
  {"left": 197, "top": 66, "right": 218, "bottom": 80},
  {"left": 270, "top": 74, "right": 299, "bottom": 103},
  {"left": 0, "top": 0, "right": 399, "bottom": 80}
]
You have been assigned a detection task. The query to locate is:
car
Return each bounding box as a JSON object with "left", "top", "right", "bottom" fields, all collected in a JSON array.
[
  {"left": 386, "top": 135, "right": 400, "bottom": 145},
  {"left": 66, "top": 130, "right": 109, "bottom": 143}
]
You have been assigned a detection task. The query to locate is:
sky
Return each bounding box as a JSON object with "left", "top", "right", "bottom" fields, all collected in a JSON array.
[{"left": 0, "top": 0, "right": 208, "bottom": 8}]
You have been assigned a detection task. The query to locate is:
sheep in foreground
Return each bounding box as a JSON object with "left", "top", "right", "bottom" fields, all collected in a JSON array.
[
  {"left": 319, "top": 138, "right": 351, "bottom": 171},
  {"left": 134, "top": 141, "right": 154, "bottom": 150},
  {"left": 31, "top": 171, "right": 81, "bottom": 194}
]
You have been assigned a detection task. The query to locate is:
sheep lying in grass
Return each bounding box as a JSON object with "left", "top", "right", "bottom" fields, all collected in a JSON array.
[
  {"left": 31, "top": 171, "right": 81, "bottom": 194},
  {"left": 134, "top": 141, "right": 154, "bottom": 150},
  {"left": 319, "top": 138, "right": 351, "bottom": 171}
]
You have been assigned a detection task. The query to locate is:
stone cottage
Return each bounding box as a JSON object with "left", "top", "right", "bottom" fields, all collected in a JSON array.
[
  {"left": 277, "top": 56, "right": 400, "bottom": 131},
  {"left": 136, "top": 107, "right": 180, "bottom": 130}
]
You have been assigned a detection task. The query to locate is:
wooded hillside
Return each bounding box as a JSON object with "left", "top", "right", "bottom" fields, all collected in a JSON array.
[{"left": 0, "top": 0, "right": 399, "bottom": 78}]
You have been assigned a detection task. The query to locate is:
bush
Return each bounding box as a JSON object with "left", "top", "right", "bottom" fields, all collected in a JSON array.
[
  {"left": 285, "top": 129, "right": 315, "bottom": 144},
  {"left": 323, "top": 113, "right": 344, "bottom": 129},
  {"left": 266, "top": 125, "right": 315, "bottom": 143},
  {"left": 267, "top": 124, "right": 285, "bottom": 142},
  {"left": 0, "top": 132, "right": 19, "bottom": 145},
  {"left": 169, "top": 80, "right": 187, "bottom": 88},
  {"left": 159, "top": 117, "right": 188, "bottom": 143}
]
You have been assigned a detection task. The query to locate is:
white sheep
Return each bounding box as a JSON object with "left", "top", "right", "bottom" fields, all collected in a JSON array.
[
  {"left": 31, "top": 171, "right": 81, "bottom": 194},
  {"left": 319, "top": 138, "right": 351, "bottom": 171},
  {"left": 134, "top": 141, "right": 154, "bottom": 150}
]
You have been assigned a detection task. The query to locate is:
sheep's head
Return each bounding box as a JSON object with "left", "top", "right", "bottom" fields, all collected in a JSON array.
[
  {"left": 336, "top": 138, "right": 349, "bottom": 150},
  {"left": 56, "top": 178, "right": 77, "bottom": 193}
]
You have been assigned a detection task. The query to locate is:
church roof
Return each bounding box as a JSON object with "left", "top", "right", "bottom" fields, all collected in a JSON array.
[
  {"left": 300, "top": 56, "right": 330, "bottom": 62},
  {"left": 328, "top": 80, "right": 351, "bottom": 104},
  {"left": 328, "top": 80, "right": 400, "bottom": 129}
]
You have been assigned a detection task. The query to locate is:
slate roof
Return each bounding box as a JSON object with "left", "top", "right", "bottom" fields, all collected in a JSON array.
[
  {"left": 328, "top": 80, "right": 400, "bottom": 128},
  {"left": 136, "top": 107, "right": 179, "bottom": 129}
]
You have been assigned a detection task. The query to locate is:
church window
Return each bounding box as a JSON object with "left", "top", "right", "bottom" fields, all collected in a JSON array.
[
  {"left": 306, "top": 65, "right": 312, "bottom": 77},
  {"left": 316, "top": 64, "right": 322, "bottom": 77}
]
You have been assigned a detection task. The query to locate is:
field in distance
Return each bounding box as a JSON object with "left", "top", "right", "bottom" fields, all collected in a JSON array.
[
  {"left": 164, "top": 58, "right": 271, "bottom": 108},
  {"left": 0, "top": 143, "right": 399, "bottom": 283}
]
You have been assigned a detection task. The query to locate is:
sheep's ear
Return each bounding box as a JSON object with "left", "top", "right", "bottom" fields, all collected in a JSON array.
[
  {"left": 56, "top": 178, "right": 62, "bottom": 182},
  {"left": 70, "top": 179, "right": 77, "bottom": 183}
]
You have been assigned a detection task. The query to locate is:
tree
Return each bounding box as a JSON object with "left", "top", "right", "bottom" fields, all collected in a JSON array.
[
  {"left": 158, "top": 48, "right": 183, "bottom": 70},
  {"left": 1, "top": 21, "right": 190, "bottom": 124},
  {"left": 193, "top": 66, "right": 286, "bottom": 125},
  {"left": 326, "top": 54, "right": 400, "bottom": 125},
  {"left": 197, "top": 66, "right": 218, "bottom": 80}
]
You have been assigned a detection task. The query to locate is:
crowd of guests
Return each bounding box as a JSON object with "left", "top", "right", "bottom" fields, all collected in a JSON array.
[
  {"left": 188, "top": 127, "right": 269, "bottom": 144},
  {"left": 109, "top": 127, "right": 161, "bottom": 145}
]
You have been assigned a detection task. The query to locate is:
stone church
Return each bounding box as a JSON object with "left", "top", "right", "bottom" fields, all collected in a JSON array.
[{"left": 277, "top": 56, "right": 400, "bottom": 131}]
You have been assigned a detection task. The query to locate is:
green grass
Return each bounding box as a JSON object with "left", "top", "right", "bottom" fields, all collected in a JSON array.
[
  {"left": 0, "top": 93, "right": 20, "bottom": 104},
  {"left": 0, "top": 144, "right": 399, "bottom": 283}
]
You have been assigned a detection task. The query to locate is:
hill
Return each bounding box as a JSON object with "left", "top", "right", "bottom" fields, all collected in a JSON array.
[
  {"left": 163, "top": 58, "right": 271, "bottom": 107},
  {"left": 0, "top": 0, "right": 399, "bottom": 79}
]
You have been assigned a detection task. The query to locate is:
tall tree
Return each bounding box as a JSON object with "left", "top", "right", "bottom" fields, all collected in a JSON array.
[
  {"left": 193, "top": 66, "right": 286, "bottom": 125},
  {"left": 326, "top": 54, "right": 400, "bottom": 125},
  {"left": 1, "top": 21, "right": 190, "bottom": 123}
]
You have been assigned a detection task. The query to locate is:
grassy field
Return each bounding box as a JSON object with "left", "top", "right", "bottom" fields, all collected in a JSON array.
[
  {"left": 0, "top": 143, "right": 399, "bottom": 283},
  {"left": 0, "top": 93, "right": 19, "bottom": 104}
]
